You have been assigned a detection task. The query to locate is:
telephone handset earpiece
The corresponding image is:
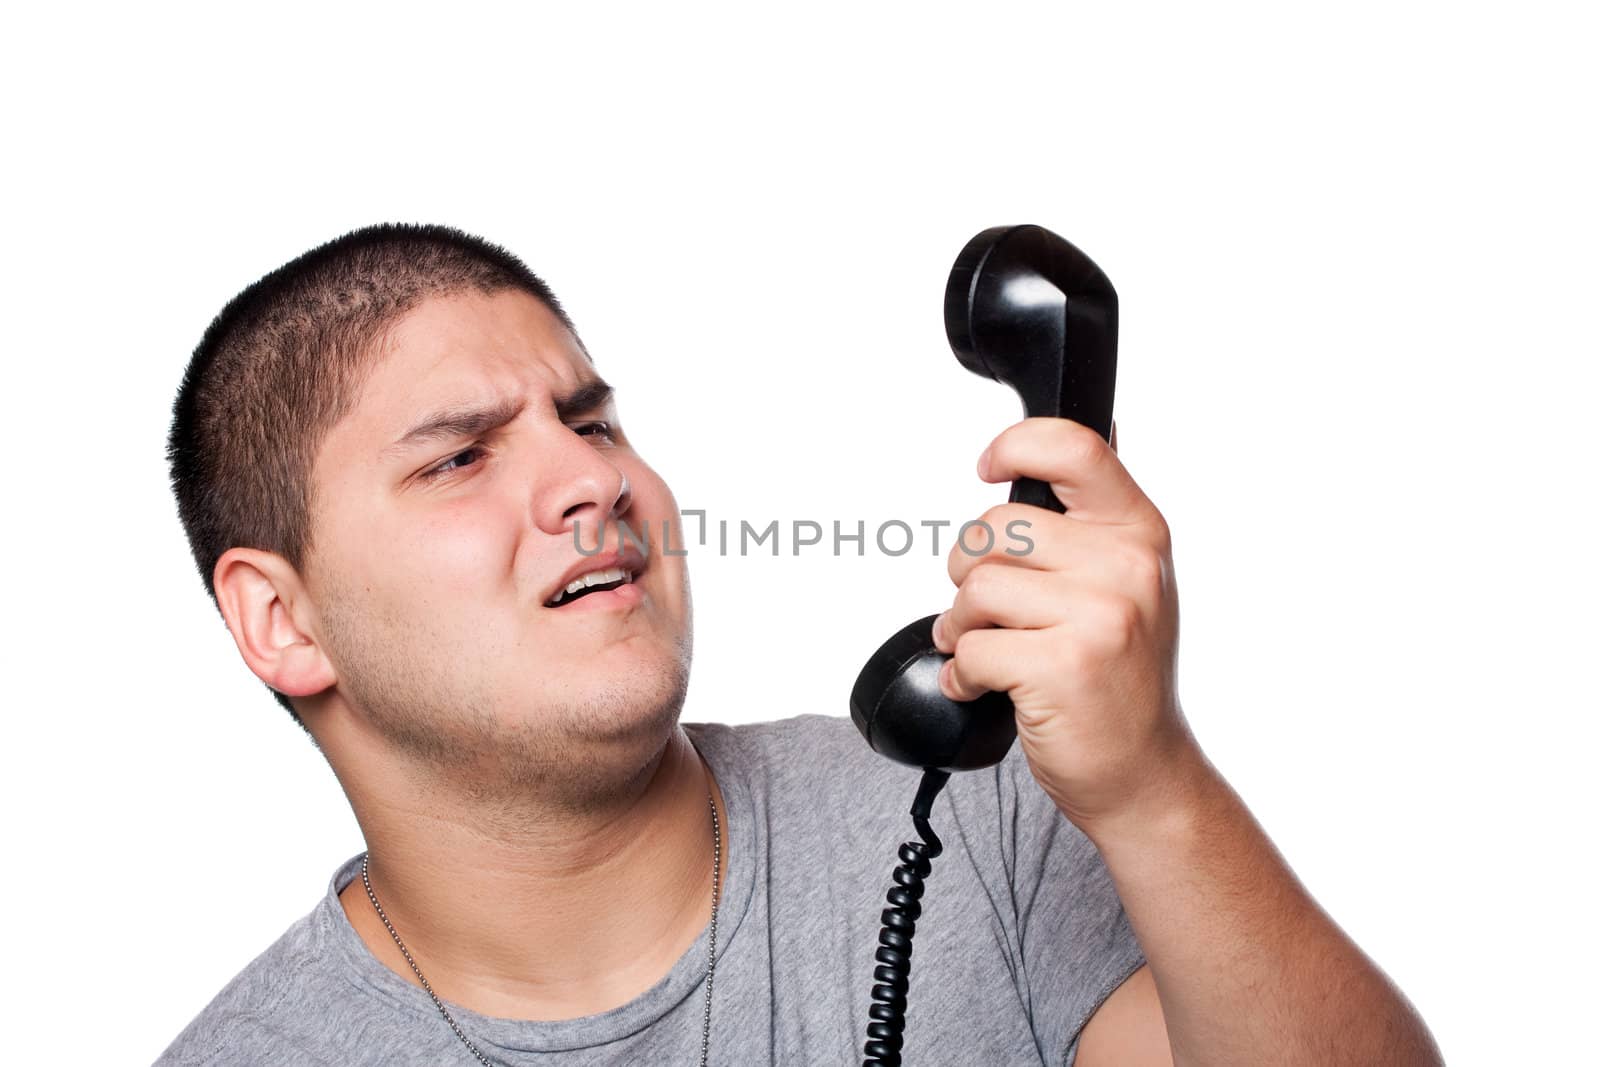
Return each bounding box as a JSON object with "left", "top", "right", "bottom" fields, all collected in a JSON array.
[
  {"left": 852, "top": 225, "right": 1118, "bottom": 1066},
  {"left": 849, "top": 224, "right": 1119, "bottom": 773}
]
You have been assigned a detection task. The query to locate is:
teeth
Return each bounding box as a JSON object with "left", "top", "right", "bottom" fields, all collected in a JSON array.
[
  {"left": 566, "top": 567, "right": 627, "bottom": 595},
  {"left": 549, "top": 567, "right": 632, "bottom": 605}
]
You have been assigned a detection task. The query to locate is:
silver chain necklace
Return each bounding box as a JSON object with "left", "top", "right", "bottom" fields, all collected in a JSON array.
[{"left": 361, "top": 786, "right": 723, "bottom": 1066}]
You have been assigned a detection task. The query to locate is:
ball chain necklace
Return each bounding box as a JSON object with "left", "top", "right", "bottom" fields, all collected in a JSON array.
[{"left": 360, "top": 781, "right": 723, "bottom": 1066}]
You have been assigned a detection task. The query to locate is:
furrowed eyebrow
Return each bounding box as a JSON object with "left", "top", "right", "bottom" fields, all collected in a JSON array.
[
  {"left": 552, "top": 377, "right": 615, "bottom": 421},
  {"left": 381, "top": 377, "right": 614, "bottom": 459}
]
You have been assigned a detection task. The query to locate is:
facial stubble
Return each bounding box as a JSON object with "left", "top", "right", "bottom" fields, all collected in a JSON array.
[{"left": 316, "top": 585, "right": 694, "bottom": 817}]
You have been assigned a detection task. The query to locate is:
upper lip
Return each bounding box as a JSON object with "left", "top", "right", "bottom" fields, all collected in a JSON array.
[{"left": 542, "top": 544, "right": 648, "bottom": 606}]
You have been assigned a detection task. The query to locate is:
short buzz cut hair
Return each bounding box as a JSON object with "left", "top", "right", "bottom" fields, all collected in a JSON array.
[{"left": 166, "top": 223, "right": 581, "bottom": 727}]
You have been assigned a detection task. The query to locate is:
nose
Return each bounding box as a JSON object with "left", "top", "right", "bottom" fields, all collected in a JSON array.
[{"left": 533, "top": 428, "right": 633, "bottom": 540}]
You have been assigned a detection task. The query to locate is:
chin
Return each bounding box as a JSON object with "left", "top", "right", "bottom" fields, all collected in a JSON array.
[{"left": 538, "top": 644, "right": 690, "bottom": 744}]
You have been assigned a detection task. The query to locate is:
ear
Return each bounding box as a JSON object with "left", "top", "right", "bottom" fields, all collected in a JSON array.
[
  {"left": 212, "top": 548, "right": 338, "bottom": 700},
  {"left": 1109, "top": 418, "right": 1118, "bottom": 455}
]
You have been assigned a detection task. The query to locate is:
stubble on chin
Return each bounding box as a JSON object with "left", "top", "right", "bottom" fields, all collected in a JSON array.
[
  {"left": 468, "top": 650, "right": 693, "bottom": 816},
  {"left": 321, "top": 597, "right": 694, "bottom": 817}
]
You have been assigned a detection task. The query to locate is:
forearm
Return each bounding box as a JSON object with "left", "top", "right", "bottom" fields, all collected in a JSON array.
[{"left": 1079, "top": 748, "right": 1444, "bottom": 1067}]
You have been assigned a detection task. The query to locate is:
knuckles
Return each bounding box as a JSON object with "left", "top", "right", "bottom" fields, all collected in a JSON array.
[
  {"left": 1121, "top": 543, "right": 1168, "bottom": 604},
  {"left": 1001, "top": 416, "right": 1106, "bottom": 470},
  {"left": 947, "top": 502, "right": 1051, "bottom": 583},
  {"left": 1102, "top": 596, "right": 1143, "bottom": 653},
  {"left": 957, "top": 561, "right": 1006, "bottom": 609},
  {"left": 1073, "top": 589, "right": 1143, "bottom": 657},
  {"left": 1053, "top": 418, "right": 1108, "bottom": 467}
]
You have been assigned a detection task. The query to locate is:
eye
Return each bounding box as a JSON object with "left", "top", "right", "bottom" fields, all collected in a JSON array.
[
  {"left": 420, "top": 423, "right": 615, "bottom": 482},
  {"left": 422, "top": 445, "right": 486, "bottom": 480}
]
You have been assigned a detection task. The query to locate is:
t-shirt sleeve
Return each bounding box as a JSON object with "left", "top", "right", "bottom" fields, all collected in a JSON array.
[{"left": 993, "top": 745, "right": 1148, "bottom": 1066}]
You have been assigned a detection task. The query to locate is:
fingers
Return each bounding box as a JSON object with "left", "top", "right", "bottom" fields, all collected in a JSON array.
[
  {"left": 936, "top": 626, "right": 1040, "bottom": 702},
  {"left": 933, "top": 562, "right": 1068, "bottom": 649},
  {"left": 979, "top": 416, "right": 1156, "bottom": 526},
  {"left": 945, "top": 503, "right": 1141, "bottom": 589}
]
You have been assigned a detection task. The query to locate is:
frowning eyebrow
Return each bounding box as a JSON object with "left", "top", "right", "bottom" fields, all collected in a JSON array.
[{"left": 380, "top": 377, "right": 614, "bottom": 459}]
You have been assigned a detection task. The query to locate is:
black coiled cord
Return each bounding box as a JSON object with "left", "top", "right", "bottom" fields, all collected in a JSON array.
[{"left": 861, "top": 767, "right": 952, "bottom": 1066}]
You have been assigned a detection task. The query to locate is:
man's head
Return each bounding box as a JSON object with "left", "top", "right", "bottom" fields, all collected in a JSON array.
[{"left": 167, "top": 224, "right": 693, "bottom": 804}]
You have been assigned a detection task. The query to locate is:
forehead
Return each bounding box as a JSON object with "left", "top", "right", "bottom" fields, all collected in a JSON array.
[{"left": 331, "top": 288, "right": 593, "bottom": 456}]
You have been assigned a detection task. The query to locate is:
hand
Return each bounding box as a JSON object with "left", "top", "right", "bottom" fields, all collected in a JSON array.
[{"left": 930, "top": 417, "right": 1200, "bottom": 833}]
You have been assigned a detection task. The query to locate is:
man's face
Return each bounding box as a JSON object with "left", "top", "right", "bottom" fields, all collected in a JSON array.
[{"left": 301, "top": 287, "right": 692, "bottom": 793}]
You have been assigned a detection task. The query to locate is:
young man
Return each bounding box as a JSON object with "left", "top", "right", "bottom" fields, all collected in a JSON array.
[{"left": 158, "top": 223, "right": 1442, "bottom": 1065}]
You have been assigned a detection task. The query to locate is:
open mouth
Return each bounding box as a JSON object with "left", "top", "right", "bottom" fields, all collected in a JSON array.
[{"left": 545, "top": 567, "right": 635, "bottom": 608}]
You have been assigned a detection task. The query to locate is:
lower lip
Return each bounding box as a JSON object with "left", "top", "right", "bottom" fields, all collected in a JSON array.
[{"left": 548, "top": 580, "right": 645, "bottom": 613}]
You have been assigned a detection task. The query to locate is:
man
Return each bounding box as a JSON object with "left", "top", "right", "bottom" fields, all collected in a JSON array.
[{"left": 159, "top": 223, "right": 1443, "bottom": 1065}]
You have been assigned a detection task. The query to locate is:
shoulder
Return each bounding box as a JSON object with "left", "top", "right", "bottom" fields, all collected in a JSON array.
[
  {"left": 152, "top": 903, "right": 334, "bottom": 1066},
  {"left": 688, "top": 712, "right": 873, "bottom": 765},
  {"left": 686, "top": 712, "right": 920, "bottom": 803}
]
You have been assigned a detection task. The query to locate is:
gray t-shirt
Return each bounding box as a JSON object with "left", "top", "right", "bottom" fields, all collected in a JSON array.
[{"left": 156, "top": 713, "right": 1145, "bottom": 1065}]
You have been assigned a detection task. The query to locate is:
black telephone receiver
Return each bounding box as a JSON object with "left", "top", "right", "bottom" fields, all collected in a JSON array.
[{"left": 851, "top": 225, "right": 1118, "bottom": 1066}]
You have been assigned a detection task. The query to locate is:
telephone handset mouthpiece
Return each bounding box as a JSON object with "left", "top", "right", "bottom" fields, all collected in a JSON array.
[{"left": 850, "top": 225, "right": 1119, "bottom": 772}]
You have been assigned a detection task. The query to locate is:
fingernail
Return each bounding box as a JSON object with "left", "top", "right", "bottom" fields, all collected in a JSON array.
[{"left": 977, "top": 445, "right": 993, "bottom": 478}]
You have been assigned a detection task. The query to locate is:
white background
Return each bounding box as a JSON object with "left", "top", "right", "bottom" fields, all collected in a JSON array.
[{"left": 4, "top": 3, "right": 1595, "bottom": 1063}]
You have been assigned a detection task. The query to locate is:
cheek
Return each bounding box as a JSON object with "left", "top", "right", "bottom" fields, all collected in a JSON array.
[
  {"left": 624, "top": 469, "right": 692, "bottom": 606},
  {"left": 415, "top": 499, "right": 518, "bottom": 582},
  {"left": 354, "top": 499, "right": 519, "bottom": 618}
]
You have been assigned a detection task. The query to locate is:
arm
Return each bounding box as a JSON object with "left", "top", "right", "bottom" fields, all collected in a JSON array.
[
  {"left": 933, "top": 416, "right": 1444, "bottom": 1067},
  {"left": 1072, "top": 750, "right": 1443, "bottom": 1066},
  {"left": 1076, "top": 963, "right": 1172, "bottom": 1066}
]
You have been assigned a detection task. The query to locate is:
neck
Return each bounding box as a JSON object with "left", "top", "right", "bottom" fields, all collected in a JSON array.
[{"left": 332, "top": 724, "right": 726, "bottom": 1021}]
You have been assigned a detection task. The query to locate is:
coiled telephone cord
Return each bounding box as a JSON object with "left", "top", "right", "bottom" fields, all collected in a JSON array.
[{"left": 861, "top": 767, "right": 951, "bottom": 1066}]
